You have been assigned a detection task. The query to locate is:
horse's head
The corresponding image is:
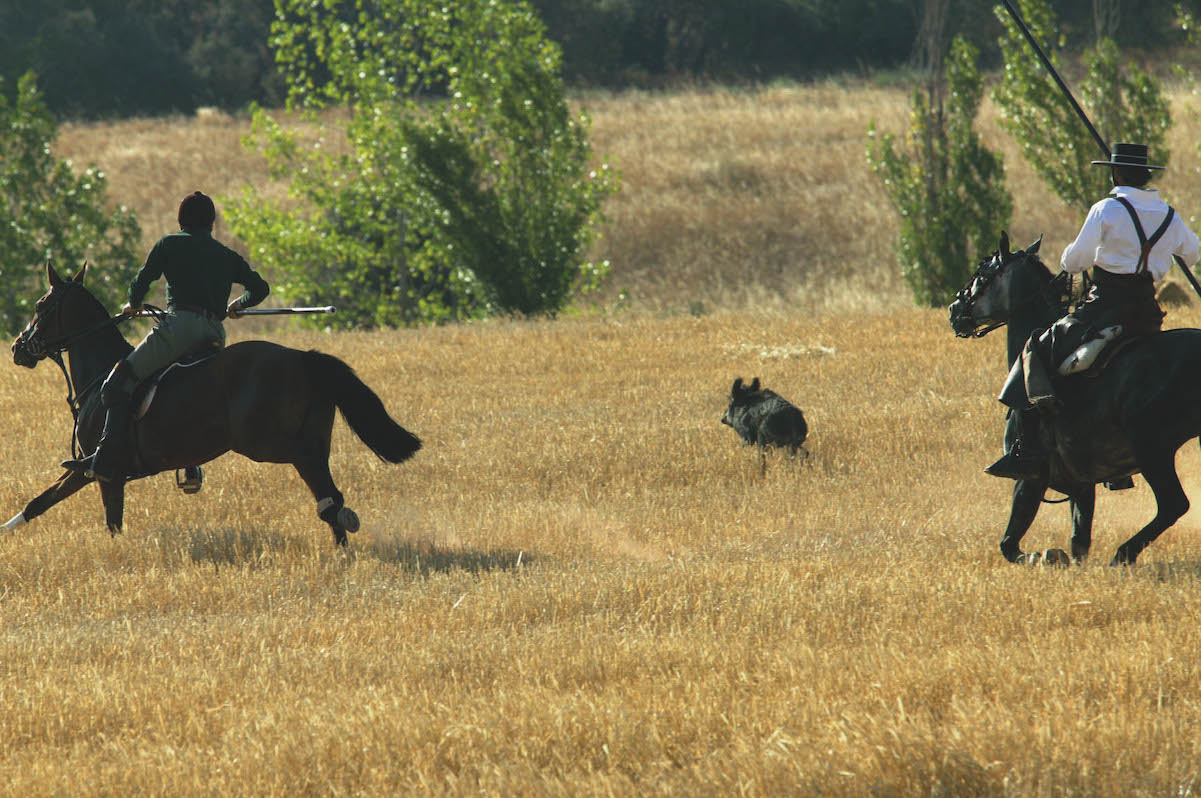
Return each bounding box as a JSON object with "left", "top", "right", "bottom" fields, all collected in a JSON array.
[
  {"left": 949, "top": 232, "right": 1045, "bottom": 338},
  {"left": 12, "top": 261, "right": 97, "bottom": 368}
]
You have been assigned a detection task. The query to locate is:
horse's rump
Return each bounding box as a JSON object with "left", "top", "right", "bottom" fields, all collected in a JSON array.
[{"left": 1047, "top": 328, "right": 1201, "bottom": 487}]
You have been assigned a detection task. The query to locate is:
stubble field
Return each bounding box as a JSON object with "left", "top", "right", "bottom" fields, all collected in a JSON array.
[{"left": 2, "top": 83, "right": 1201, "bottom": 795}]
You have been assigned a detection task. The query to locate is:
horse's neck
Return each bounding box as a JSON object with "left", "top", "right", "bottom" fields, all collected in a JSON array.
[
  {"left": 66, "top": 325, "right": 134, "bottom": 394},
  {"left": 1005, "top": 264, "right": 1061, "bottom": 366}
]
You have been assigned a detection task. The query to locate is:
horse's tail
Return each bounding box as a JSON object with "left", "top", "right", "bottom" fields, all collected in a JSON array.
[{"left": 302, "top": 350, "right": 421, "bottom": 463}]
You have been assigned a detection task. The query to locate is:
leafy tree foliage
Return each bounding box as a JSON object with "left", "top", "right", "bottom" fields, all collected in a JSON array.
[
  {"left": 867, "top": 37, "right": 1013, "bottom": 307},
  {"left": 2, "top": 1, "right": 1197, "bottom": 118},
  {"left": 226, "top": 0, "right": 618, "bottom": 327},
  {"left": 0, "top": 73, "right": 141, "bottom": 334},
  {"left": 993, "top": 0, "right": 1171, "bottom": 214}
]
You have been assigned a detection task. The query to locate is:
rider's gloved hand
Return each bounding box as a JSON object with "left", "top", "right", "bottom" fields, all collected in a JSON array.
[
  {"left": 121, "top": 303, "right": 140, "bottom": 316},
  {"left": 226, "top": 299, "right": 244, "bottom": 319}
]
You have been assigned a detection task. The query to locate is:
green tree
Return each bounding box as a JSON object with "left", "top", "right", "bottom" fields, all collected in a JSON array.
[
  {"left": 225, "top": 0, "right": 618, "bottom": 328},
  {"left": 992, "top": 0, "right": 1171, "bottom": 214},
  {"left": 867, "top": 37, "right": 1013, "bottom": 307},
  {"left": 0, "top": 72, "right": 141, "bottom": 334}
]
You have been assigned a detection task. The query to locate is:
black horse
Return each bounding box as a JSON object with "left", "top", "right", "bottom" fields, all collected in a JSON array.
[
  {"left": 949, "top": 232, "right": 1201, "bottom": 565},
  {"left": 6, "top": 262, "right": 421, "bottom": 546}
]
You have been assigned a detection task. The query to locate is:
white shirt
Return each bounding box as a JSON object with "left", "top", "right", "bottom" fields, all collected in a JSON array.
[{"left": 1060, "top": 186, "right": 1200, "bottom": 281}]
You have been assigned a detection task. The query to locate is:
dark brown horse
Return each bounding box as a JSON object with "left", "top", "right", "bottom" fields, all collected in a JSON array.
[
  {"left": 950, "top": 233, "right": 1201, "bottom": 566},
  {"left": 6, "top": 262, "right": 421, "bottom": 546}
]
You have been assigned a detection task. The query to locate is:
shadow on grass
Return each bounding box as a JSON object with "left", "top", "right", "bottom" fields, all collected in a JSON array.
[
  {"left": 359, "top": 538, "right": 534, "bottom": 576},
  {"left": 187, "top": 527, "right": 295, "bottom": 568},
  {"left": 184, "top": 526, "right": 534, "bottom": 576},
  {"left": 1142, "top": 559, "right": 1201, "bottom": 583}
]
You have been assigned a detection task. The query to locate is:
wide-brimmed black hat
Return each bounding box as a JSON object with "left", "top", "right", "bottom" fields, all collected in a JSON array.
[{"left": 1091, "top": 142, "right": 1165, "bottom": 170}]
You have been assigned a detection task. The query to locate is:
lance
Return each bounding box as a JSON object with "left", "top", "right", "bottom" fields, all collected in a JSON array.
[
  {"left": 998, "top": 0, "right": 1201, "bottom": 299},
  {"left": 235, "top": 306, "right": 337, "bottom": 316},
  {"left": 132, "top": 306, "right": 336, "bottom": 318}
]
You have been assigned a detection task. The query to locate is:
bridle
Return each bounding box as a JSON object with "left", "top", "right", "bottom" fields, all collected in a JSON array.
[
  {"left": 951, "top": 249, "right": 1075, "bottom": 339},
  {"left": 15, "top": 283, "right": 161, "bottom": 362},
  {"left": 13, "top": 281, "right": 161, "bottom": 456}
]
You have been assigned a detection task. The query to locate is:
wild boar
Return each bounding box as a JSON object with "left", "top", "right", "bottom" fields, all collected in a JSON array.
[{"left": 721, "top": 377, "right": 808, "bottom": 473}]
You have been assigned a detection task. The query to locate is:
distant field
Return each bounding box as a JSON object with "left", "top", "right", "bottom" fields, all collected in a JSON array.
[
  {"left": 4, "top": 83, "right": 1198, "bottom": 794},
  {"left": 53, "top": 81, "right": 1201, "bottom": 316}
]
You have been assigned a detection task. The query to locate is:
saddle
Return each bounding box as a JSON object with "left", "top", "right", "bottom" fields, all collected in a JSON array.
[
  {"left": 1022, "top": 301, "right": 1161, "bottom": 407},
  {"left": 132, "top": 345, "right": 221, "bottom": 421}
]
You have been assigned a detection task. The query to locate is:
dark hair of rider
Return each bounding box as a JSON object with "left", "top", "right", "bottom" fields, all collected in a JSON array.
[
  {"left": 178, "top": 191, "right": 217, "bottom": 230},
  {"left": 1113, "top": 165, "right": 1154, "bottom": 188}
]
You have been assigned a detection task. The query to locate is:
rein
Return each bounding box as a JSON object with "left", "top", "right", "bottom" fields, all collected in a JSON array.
[{"left": 38, "top": 304, "right": 164, "bottom": 358}]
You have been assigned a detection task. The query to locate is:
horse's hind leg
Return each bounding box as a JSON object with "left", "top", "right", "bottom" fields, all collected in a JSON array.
[
  {"left": 999, "top": 479, "right": 1047, "bottom": 563},
  {"left": 293, "top": 456, "right": 358, "bottom": 547},
  {"left": 2, "top": 469, "right": 94, "bottom": 531},
  {"left": 1069, "top": 486, "right": 1096, "bottom": 564},
  {"left": 1113, "top": 451, "right": 1189, "bottom": 565}
]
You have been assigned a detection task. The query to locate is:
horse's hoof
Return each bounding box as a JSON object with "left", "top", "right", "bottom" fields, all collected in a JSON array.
[
  {"left": 1017, "top": 549, "right": 1070, "bottom": 567},
  {"left": 337, "top": 506, "right": 360, "bottom": 534},
  {"left": 1041, "top": 548, "right": 1071, "bottom": 567},
  {"left": 106, "top": 523, "right": 122, "bottom": 537}
]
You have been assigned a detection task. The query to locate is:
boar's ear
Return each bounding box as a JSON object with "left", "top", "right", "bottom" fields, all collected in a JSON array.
[
  {"left": 732, "top": 378, "right": 743, "bottom": 393},
  {"left": 750, "top": 377, "right": 760, "bottom": 392}
]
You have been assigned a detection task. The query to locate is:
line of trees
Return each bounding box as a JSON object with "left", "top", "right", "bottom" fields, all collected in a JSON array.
[
  {"left": 867, "top": 0, "right": 1173, "bottom": 307},
  {"left": 2, "top": 0, "right": 1197, "bottom": 119}
]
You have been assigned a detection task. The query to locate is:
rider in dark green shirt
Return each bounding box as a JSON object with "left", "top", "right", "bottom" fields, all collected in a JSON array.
[
  {"left": 66, "top": 191, "right": 270, "bottom": 482},
  {"left": 129, "top": 226, "right": 269, "bottom": 322}
]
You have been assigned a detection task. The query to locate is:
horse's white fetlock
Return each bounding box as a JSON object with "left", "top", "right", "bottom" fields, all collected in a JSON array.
[{"left": 3, "top": 512, "right": 27, "bottom": 532}]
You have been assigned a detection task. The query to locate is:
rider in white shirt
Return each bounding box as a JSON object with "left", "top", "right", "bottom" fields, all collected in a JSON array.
[{"left": 987, "top": 142, "right": 1200, "bottom": 481}]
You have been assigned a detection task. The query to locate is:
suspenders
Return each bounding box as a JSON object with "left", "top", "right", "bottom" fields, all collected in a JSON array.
[{"left": 1112, "top": 196, "right": 1175, "bottom": 275}]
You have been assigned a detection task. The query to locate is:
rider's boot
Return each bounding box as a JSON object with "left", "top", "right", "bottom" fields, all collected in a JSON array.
[
  {"left": 985, "top": 407, "right": 1048, "bottom": 481},
  {"left": 62, "top": 361, "right": 137, "bottom": 481}
]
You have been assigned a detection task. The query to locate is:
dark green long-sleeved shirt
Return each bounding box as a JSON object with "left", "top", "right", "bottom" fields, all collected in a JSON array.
[{"left": 128, "top": 227, "right": 269, "bottom": 318}]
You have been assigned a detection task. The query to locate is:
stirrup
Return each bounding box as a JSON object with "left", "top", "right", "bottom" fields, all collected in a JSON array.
[{"left": 176, "top": 466, "right": 204, "bottom": 494}]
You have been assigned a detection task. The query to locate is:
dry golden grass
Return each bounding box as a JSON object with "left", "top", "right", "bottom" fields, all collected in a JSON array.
[
  {"left": 6, "top": 83, "right": 1200, "bottom": 795},
  {"left": 3, "top": 305, "right": 1201, "bottom": 796}
]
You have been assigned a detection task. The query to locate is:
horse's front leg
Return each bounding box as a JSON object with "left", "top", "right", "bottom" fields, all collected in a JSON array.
[
  {"left": 2, "top": 469, "right": 95, "bottom": 531},
  {"left": 1069, "top": 485, "right": 1096, "bottom": 564},
  {"left": 999, "top": 478, "right": 1047, "bottom": 563}
]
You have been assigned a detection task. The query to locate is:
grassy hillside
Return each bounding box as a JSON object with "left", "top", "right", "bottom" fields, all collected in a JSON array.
[
  {"left": 2, "top": 83, "right": 1199, "bottom": 794},
  {"left": 51, "top": 82, "right": 1201, "bottom": 316}
]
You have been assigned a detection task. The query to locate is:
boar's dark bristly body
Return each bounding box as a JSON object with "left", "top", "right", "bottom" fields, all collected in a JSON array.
[{"left": 721, "top": 377, "right": 808, "bottom": 473}]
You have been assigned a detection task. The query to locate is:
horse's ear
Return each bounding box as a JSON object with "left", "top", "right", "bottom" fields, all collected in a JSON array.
[
  {"left": 750, "top": 378, "right": 760, "bottom": 392},
  {"left": 46, "top": 260, "right": 63, "bottom": 289},
  {"left": 71, "top": 262, "right": 88, "bottom": 284},
  {"left": 999, "top": 231, "right": 1011, "bottom": 259},
  {"left": 1026, "top": 235, "right": 1043, "bottom": 256},
  {"left": 732, "top": 378, "right": 743, "bottom": 393}
]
